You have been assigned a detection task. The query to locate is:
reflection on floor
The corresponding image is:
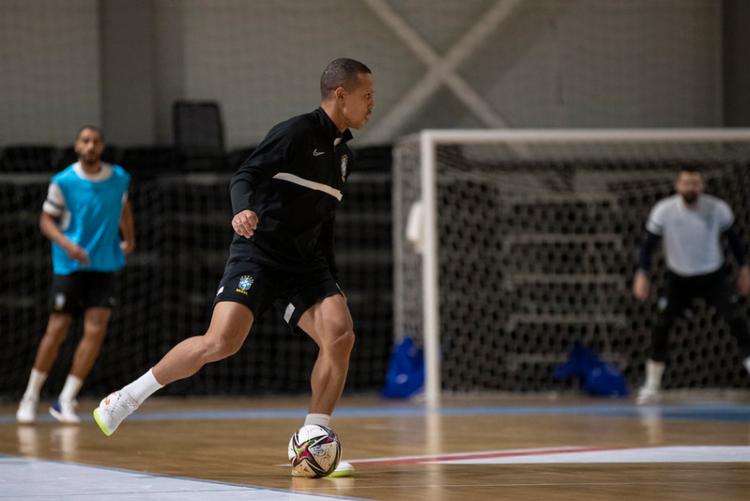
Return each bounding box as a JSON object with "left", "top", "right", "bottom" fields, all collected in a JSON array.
[{"left": 2, "top": 395, "right": 750, "bottom": 500}]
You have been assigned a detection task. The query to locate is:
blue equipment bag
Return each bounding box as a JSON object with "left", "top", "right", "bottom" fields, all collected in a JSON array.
[
  {"left": 381, "top": 337, "right": 425, "bottom": 399},
  {"left": 554, "top": 343, "right": 629, "bottom": 397}
]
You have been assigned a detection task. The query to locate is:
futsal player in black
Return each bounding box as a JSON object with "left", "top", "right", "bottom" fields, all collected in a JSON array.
[
  {"left": 632, "top": 167, "right": 750, "bottom": 404},
  {"left": 94, "top": 59, "right": 375, "bottom": 453}
]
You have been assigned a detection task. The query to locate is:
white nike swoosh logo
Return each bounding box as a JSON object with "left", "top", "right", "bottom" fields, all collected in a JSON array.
[{"left": 313, "top": 149, "right": 325, "bottom": 157}]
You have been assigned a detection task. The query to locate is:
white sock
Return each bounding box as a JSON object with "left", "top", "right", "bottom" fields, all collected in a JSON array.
[
  {"left": 644, "top": 359, "right": 665, "bottom": 390},
  {"left": 59, "top": 375, "right": 83, "bottom": 402},
  {"left": 304, "top": 413, "right": 331, "bottom": 428},
  {"left": 122, "top": 368, "right": 164, "bottom": 405},
  {"left": 743, "top": 356, "right": 750, "bottom": 375},
  {"left": 23, "top": 368, "right": 47, "bottom": 400}
]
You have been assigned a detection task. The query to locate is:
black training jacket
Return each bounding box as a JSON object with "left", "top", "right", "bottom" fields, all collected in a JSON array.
[{"left": 228, "top": 107, "right": 354, "bottom": 277}]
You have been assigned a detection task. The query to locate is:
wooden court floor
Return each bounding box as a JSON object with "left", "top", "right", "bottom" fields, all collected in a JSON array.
[{"left": 2, "top": 394, "right": 750, "bottom": 500}]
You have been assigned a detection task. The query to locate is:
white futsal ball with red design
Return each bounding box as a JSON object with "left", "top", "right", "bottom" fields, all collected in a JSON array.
[{"left": 288, "top": 424, "right": 342, "bottom": 478}]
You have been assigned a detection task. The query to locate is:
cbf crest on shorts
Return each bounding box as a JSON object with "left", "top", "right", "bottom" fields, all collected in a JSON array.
[
  {"left": 340, "top": 154, "right": 348, "bottom": 181},
  {"left": 235, "top": 275, "right": 254, "bottom": 295}
]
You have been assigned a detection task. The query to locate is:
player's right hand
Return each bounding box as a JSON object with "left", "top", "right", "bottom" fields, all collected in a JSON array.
[
  {"left": 632, "top": 271, "right": 650, "bottom": 301},
  {"left": 231, "top": 209, "right": 258, "bottom": 238},
  {"left": 65, "top": 242, "right": 90, "bottom": 265}
]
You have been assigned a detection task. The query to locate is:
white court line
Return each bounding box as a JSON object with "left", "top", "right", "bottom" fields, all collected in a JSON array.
[
  {"left": 437, "top": 446, "right": 750, "bottom": 465},
  {"left": 0, "top": 456, "right": 363, "bottom": 501},
  {"left": 344, "top": 446, "right": 750, "bottom": 466},
  {"left": 347, "top": 446, "right": 592, "bottom": 465}
]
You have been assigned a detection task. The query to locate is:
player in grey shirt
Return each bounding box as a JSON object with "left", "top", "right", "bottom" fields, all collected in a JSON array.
[{"left": 632, "top": 167, "right": 750, "bottom": 404}]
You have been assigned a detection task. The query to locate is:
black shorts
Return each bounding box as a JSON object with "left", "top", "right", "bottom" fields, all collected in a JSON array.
[
  {"left": 49, "top": 271, "right": 118, "bottom": 314},
  {"left": 213, "top": 259, "right": 341, "bottom": 327}
]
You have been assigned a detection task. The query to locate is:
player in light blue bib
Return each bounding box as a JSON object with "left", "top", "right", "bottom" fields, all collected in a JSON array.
[{"left": 17, "top": 126, "right": 135, "bottom": 424}]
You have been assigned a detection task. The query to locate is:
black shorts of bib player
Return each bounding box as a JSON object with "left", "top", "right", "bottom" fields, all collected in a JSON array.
[
  {"left": 95, "top": 58, "right": 375, "bottom": 438},
  {"left": 49, "top": 271, "right": 118, "bottom": 314}
]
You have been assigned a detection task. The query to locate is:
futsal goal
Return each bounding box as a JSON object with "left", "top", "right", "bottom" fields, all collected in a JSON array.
[{"left": 393, "top": 129, "right": 750, "bottom": 407}]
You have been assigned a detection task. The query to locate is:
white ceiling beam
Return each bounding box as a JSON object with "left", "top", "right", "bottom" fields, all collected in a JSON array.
[{"left": 362, "top": 0, "right": 523, "bottom": 143}]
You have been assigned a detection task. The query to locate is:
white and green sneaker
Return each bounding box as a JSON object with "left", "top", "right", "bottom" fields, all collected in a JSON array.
[
  {"left": 328, "top": 461, "right": 354, "bottom": 478},
  {"left": 93, "top": 391, "right": 139, "bottom": 436}
]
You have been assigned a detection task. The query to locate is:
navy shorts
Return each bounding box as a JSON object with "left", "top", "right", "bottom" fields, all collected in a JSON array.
[
  {"left": 49, "top": 271, "right": 118, "bottom": 314},
  {"left": 213, "top": 259, "right": 341, "bottom": 327}
]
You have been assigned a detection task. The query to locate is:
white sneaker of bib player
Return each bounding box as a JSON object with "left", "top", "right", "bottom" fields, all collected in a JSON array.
[
  {"left": 93, "top": 391, "right": 139, "bottom": 436},
  {"left": 636, "top": 386, "right": 661, "bottom": 405},
  {"left": 50, "top": 399, "right": 80, "bottom": 424},
  {"left": 16, "top": 396, "right": 38, "bottom": 424}
]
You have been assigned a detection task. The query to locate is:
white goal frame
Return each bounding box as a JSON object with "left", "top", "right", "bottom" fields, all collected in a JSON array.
[{"left": 415, "top": 128, "right": 750, "bottom": 408}]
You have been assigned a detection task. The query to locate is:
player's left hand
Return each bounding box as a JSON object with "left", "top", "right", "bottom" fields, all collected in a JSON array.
[
  {"left": 121, "top": 239, "right": 135, "bottom": 255},
  {"left": 738, "top": 265, "right": 750, "bottom": 296}
]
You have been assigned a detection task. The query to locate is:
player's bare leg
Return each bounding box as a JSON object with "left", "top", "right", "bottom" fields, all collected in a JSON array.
[
  {"left": 17, "top": 313, "right": 73, "bottom": 423},
  {"left": 152, "top": 301, "right": 253, "bottom": 384},
  {"left": 298, "top": 294, "right": 355, "bottom": 416},
  {"left": 70, "top": 307, "right": 111, "bottom": 379},
  {"left": 32, "top": 313, "right": 74, "bottom": 374},
  {"left": 51, "top": 307, "right": 112, "bottom": 423},
  {"left": 94, "top": 301, "right": 253, "bottom": 435},
  {"left": 297, "top": 293, "right": 356, "bottom": 477}
]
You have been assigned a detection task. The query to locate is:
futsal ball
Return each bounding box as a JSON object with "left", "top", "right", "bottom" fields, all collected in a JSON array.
[{"left": 288, "top": 424, "right": 342, "bottom": 478}]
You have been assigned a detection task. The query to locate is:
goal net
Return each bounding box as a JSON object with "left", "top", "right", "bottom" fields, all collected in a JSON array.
[
  {"left": 393, "top": 130, "right": 750, "bottom": 405},
  {"left": 0, "top": 164, "right": 392, "bottom": 400}
]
